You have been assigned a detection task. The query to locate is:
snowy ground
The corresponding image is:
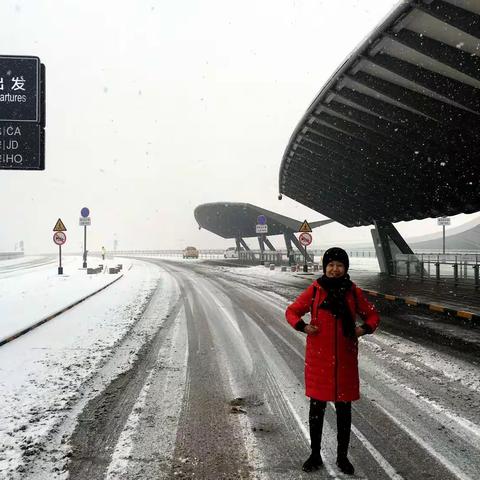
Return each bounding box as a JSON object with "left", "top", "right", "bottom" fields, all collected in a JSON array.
[
  {"left": 1, "top": 255, "right": 478, "bottom": 479},
  {"left": 0, "top": 256, "right": 127, "bottom": 341},
  {"left": 0, "top": 257, "right": 177, "bottom": 479}
]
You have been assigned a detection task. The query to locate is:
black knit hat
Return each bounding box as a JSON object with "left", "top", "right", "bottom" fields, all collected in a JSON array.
[{"left": 322, "top": 247, "right": 349, "bottom": 273}]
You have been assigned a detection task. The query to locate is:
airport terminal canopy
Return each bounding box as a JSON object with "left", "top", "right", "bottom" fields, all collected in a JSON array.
[
  {"left": 194, "top": 202, "right": 331, "bottom": 238},
  {"left": 279, "top": 0, "right": 480, "bottom": 228}
]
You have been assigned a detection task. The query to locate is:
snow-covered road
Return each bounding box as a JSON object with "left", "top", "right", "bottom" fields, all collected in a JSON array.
[{"left": 1, "top": 257, "right": 479, "bottom": 479}]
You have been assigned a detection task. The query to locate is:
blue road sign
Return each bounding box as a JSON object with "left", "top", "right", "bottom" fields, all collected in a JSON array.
[
  {"left": 81, "top": 207, "right": 90, "bottom": 218},
  {"left": 257, "top": 215, "right": 267, "bottom": 225}
]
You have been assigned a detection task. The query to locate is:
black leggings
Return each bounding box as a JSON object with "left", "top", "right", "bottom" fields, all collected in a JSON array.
[{"left": 309, "top": 399, "right": 352, "bottom": 457}]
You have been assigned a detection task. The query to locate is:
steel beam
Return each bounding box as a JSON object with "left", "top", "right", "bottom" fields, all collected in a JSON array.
[
  {"left": 335, "top": 88, "right": 439, "bottom": 133},
  {"left": 364, "top": 53, "right": 480, "bottom": 113},
  {"left": 387, "top": 29, "right": 480, "bottom": 82},
  {"left": 346, "top": 72, "right": 480, "bottom": 126},
  {"left": 416, "top": 0, "right": 480, "bottom": 39},
  {"left": 264, "top": 237, "right": 276, "bottom": 251}
]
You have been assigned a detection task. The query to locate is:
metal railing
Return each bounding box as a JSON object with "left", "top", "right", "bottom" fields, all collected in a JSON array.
[
  {"left": 0, "top": 252, "right": 24, "bottom": 261},
  {"left": 392, "top": 253, "right": 480, "bottom": 287}
]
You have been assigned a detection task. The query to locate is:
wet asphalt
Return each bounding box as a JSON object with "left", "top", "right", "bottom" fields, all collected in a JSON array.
[{"left": 66, "top": 259, "right": 480, "bottom": 480}]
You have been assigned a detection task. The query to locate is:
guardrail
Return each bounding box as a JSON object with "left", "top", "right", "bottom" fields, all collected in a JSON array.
[
  {"left": 392, "top": 253, "right": 480, "bottom": 287},
  {"left": 0, "top": 252, "right": 24, "bottom": 261}
]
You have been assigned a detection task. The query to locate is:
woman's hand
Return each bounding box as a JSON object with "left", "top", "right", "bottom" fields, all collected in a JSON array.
[
  {"left": 304, "top": 324, "right": 319, "bottom": 335},
  {"left": 355, "top": 326, "right": 365, "bottom": 337}
]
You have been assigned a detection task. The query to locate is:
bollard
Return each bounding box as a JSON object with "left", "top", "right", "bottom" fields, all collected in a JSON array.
[
  {"left": 269, "top": 263, "right": 275, "bottom": 271},
  {"left": 313, "top": 264, "right": 319, "bottom": 272},
  {"left": 281, "top": 266, "right": 287, "bottom": 272},
  {"left": 291, "top": 265, "right": 297, "bottom": 272},
  {"left": 419, "top": 261, "right": 424, "bottom": 281},
  {"left": 435, "top": 262, "right": 440, "bottom": 282}
]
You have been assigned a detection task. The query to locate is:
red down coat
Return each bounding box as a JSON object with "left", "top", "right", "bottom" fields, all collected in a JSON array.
[{"left": 286, "top": 280, "right": 379, "bottom": 402}]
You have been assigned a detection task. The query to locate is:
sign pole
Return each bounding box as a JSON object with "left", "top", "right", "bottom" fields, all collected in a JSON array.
[
  {"left": 58, "top": 245, "right": 63, "bottom": 275},
  {"left": 443, "top": 225, "right": 445, "bottom": 255},
  {"left": 303, "top": 245, "right": 308, "bottom": 272},
  {"left": 83, "top": 225, "right": 87, "bottom": 268}
]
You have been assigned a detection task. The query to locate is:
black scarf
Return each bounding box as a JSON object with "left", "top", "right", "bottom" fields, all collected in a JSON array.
[{"left": 318, "top": 274, "right": 356, "bottom": 338}]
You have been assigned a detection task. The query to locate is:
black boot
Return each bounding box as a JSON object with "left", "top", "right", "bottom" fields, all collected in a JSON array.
[
  {"left": 302, "top": 453, "right": 323, "bottom": 472},
  {"left": 335, "top": 401, "right": 354, "bottom": 475},
  {"left": 302, "top": 400, "right": 325, "bottom": 472}
]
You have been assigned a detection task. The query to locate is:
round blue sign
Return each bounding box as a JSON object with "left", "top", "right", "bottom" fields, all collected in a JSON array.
[
  {"left": 81, "top": 207, "right": 90, "bottom": 218},
  {"left": 257, "top": 215, "right": 267, "bottom": 225}
]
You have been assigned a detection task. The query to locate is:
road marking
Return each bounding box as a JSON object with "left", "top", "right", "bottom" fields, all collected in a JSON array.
[
  {"left": 350, "top": 424, "right": 404, "bottom": 480},
  {"left": 368, "top": 394, "right": 476, "bottom": 480}
]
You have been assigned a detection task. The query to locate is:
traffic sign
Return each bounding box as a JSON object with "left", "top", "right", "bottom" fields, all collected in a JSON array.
[
  {"left": 0, "top": 56, "right": 41, "bottom": 122},
  {"left": 79, "top": 217, "right": 91, "bottom": 226},
  {"left": 53, "top": 218, "right": 67, "bottom": 232},
  {"left": 0, "top": 122, "right": 44, "bottom": 170},
  {"left": 257, "top": 215, "right": 267, "bottom": 225},
  {"left": 299, "top": 232, "right": 312, "bottom": 246},
  {"left": 298, "top": 220, "right": 312, "bottom": 233},
  {"left": 0, "top": 55, "right": 45, "bottom": 171},
  {"left": 256, "top": 224, "right": 268, "bottom": 234},
  {"left": 53, "top": 232, "right": 66, "bottom": 245},
  {"left": 81, "top": 207, "right": 90, "bottom": 218},
  {"left": 437, "top": 217, "right": 450, "bottom": 226}
]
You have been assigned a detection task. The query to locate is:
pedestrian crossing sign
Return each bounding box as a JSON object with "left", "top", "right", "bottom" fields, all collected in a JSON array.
[
  {"left": 53, "top": 218, "right": 67, "bottom": 232},
  {"left": 298, "top": 220, "right": 312, "bottom": 233}
]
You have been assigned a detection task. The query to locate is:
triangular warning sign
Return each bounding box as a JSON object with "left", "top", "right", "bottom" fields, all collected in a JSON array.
[
  {"left": 298, "top": 220, "right": 312, "bottom": 233},
  {"left": 53, "top": 218, "right": 67, "bottom": 232}
]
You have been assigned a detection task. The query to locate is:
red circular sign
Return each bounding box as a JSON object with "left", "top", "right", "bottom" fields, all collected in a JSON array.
[
  {"left": 53, "top": 232, "right": 66, "bottom": 245},
  {"left": 299, "top": 232, "right": 312, "bottom": 246}
]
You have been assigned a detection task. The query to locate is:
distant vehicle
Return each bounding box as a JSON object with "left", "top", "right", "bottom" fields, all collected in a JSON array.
[
  {"left": 224, "top": 247, "right": 243, "bottom": 259},
  {"left": 183, "top": 246, "right": 199, "bottom": 259}
]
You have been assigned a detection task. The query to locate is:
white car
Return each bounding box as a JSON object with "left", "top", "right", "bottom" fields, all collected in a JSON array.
[{"left": 224, "top": 247, "right": 239, "bottom": 259}]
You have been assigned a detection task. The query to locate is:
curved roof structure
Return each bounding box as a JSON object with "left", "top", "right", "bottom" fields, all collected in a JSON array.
[
  {"left": 279, "top": 0, "right": 480, "bottom": 228},
  {"left": 194, "top": 202, "right": 333, "bottom": 238}
]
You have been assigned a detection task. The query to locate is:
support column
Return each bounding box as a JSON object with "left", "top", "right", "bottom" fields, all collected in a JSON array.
[
  {"left": 372, "top": 220, "right": 415, "bottom": 275},
  {"left": 290, "top": 232, "right": 313, "bottom": 263},
  {"left": 239, "top": 238, "right": 250, "bottom": 251},
  {"left": 257, "top": 235, "right": 265, "bottom": 252},
  {"left": 264, "top": 237, "right": 276, "bottom": 251}
]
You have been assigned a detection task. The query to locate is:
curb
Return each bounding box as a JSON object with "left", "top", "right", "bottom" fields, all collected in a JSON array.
[
  {"left": 0, "top": 274, "right": 124, "bottom": 348},
  {"left": 362, "top": 289, "right": 480, "bottom": 325}
]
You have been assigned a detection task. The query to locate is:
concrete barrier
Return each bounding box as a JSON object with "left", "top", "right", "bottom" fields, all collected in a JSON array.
[
  {"left": 109, "top": 267, "right": 120, "bottom": 274},
  {"left": 269, "top": 264, "right": 275, "bottom": 271},
  {"left": 87, "top": 266, "right": 102, "bottom": 274},
  {"left": 281, "top": 266, "right": 287, "bottom": 272}
]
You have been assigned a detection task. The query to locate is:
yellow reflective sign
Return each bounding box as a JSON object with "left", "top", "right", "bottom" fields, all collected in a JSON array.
[
  {"left": 53, "top": 218, "right": 67, "bottom": 232},
  {"left": 298, "top": 220, "right": 312, "bottom": 233}
]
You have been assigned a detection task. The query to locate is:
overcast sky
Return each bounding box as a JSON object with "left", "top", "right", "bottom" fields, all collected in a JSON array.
[{"left": 1, "top": 0, "right": 478, "bottom": 253}]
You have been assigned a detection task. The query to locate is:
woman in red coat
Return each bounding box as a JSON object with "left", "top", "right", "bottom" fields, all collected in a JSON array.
[{"left": 286, "top": 247, "right": 379, "bottom": 475}]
